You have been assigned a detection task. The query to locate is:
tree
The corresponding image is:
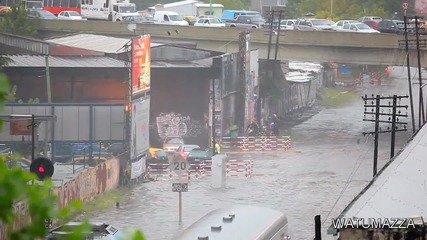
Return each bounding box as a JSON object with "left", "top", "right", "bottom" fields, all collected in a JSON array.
[
  {"left": 286, "top": 0, "right": 403, "bottom": 20},
  {"left": 0, "top": 57, "right": 12, "bottom": 68},
  {"left": 0, "top": 3, "right": 39, "bottom": 37}
]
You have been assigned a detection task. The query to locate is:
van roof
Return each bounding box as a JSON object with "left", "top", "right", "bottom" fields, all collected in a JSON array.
[{"left": 154, "top": 10, "right": 179, "bottom": 15}]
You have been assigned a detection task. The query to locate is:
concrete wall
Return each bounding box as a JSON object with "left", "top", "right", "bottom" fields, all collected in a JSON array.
[
  {"left": 36, "top": 19, "right": 427, "bottom": 67},
  {"left": 0, "top": 158, "right": 120, "bottom": 240},
  {"left": 54, "top": 158, "right": 120, "bottom": 208}
]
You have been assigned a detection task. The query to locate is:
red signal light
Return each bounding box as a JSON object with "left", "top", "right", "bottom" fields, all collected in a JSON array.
[{"left": 30, "top": 157, "right": 54, "bottom": 181}]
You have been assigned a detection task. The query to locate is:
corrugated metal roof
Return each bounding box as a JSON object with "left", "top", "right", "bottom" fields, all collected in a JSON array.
[
  {"left": 3, "top": 55, "right": 127, "bottom": 68},
  {"left": 45, "top": 34, "right": 163, "bottom": 54},
  {"left": 329, "top": 123, "right": 427, "bottom": 233}
]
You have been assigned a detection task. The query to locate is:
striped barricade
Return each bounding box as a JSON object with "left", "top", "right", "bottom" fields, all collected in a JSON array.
[
  {"left": 146, "top": 160, "right": 254, "bottom": 179},
  {"left": 146, "top": 164, "right": 173, "bottom": 180},
  {"left": 222, "top": 136, "right": 291, "bottom": 151},
  {"left": 225, "top": 159, "right": 253, "bottom": 178}
]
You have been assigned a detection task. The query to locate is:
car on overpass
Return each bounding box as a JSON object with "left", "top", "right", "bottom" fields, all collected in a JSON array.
[
  {"left": 357, "top": 16, "right": 382, "bottom": 22},
  {"left": 377, "top": 19, "right": 404, "bottom": 34},
  {"left": 332, "top": 19, "right": 359, "bottom": 30},
  {"left": 336, "top": 22, "right": 380, "bottom": 33},
  {"left": 294, "top": 18, "right": 335, "bottom": 31},
  {"left": 280, "top": 19, "right": 297, "bottom": 30},
  {"left": 27, "top": 9, "right": 57, "bottom": 19},
  {"left": 336, "top": 23, "right": 380, "bottom": 33},
  {"left": 194, "top": 17, "right": 225, "bottom": 27},
  {"left": 363, "top": 20, "right": 380, "bottom": 30},
  {"left": 57, "top": 10, "right": 85, "bottom": 20}
]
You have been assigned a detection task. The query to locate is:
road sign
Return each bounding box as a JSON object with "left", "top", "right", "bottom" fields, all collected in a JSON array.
[
  {"left": 402, "top": 2, "right": 408, "bottom": 10},
  {"left": 172, "top": 183, "right": 188, "bottom": 192},
  {"left": 169, "top": 154, "right": 189, "bottom": 176}
]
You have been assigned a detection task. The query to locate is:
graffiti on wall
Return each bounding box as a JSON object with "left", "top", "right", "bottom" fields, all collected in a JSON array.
[
  {"left": 0, "top": 200, "right": 30, "bottom": 240},
  {"left": 156, "top": 112, "right": 204, "bottom": 139},
  {"left": 0, "top": 159, "right": 120, "bottom": 240},
  {"left": 56, "top": 159, "right": 120, "bottom": 209}
]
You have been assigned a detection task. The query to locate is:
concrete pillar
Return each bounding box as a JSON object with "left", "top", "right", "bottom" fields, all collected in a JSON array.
[{"left": 211, "top": 154, "right": 226, "bottom": 188}]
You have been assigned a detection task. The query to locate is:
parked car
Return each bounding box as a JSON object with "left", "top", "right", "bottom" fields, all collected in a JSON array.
[
  {"left": 190, "top": 15, "right": 212, "bottom": 25},
  {"left": 377, "top": 19, "right": 403, "bottom": 34},
  {"left": 280, "top": 19, "right": 297, "bottom": 30},
  {"left": 146, "top": 148, "right": 169, "bottom": 171},
  {"left": 57, "top": 10, "right": 84, "bottom": 20},
  {"left": 225, "top": 14, "right": 266, "bottom": 28},
  {"left": 393, "top": 20, "right": 417, "bottom": 34},
  {"left": 194, "top": 17, "right": 225, "bottom": 27},
  {"left": 294, "top": 18, "right": 335, "bottom": 31},
  {"left": 176, "top": 144, "right": 200, "bottom": 159},
  {"left": 138, "top": 11, "right": 154, "bottom": 21},
  {"left": 221, "top": 10, "right": 260, "bottom": 22},
  {"left": 153, "top": 10, "right": 188, "bottom": 25},
  {"left": 332, "top": 20, "right": 359, "bottom": 30},
  {"left": 337, "top": 23, "right": 380, "bottom": 33},
  {"left": 357, "top": 16, "right": 382, "bottom": 22},
  {"left": 122, "top": 15, "right": 153, "bottom": 23},
  {"left": 363, "top": 20, "right": 380, "bottom": 30},
  {"left": 163, "top": 136, "right": 184, "bottom": 152},
  {"left": 186, "top": 148, "right": 213, "bottom": 170},
  {"left": 27, "top": 9, "right": 57, "bottom": 19},
  {"left": 0, "top": 6, "right": 11, "bottom": 16}
]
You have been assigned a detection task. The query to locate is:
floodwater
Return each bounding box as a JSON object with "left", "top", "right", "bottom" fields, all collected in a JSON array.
[{"left": 90, "top": 67, "right": 419, "bottom": 240}]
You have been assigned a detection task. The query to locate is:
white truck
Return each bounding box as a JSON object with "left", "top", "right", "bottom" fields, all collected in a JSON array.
[{"left": 81, "top": 0, "right": 139, "bottom": 21}]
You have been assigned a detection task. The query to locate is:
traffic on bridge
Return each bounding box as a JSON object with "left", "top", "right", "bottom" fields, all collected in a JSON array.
[{"left": 1, "top": 0, "right": 427, "bottom": 240}]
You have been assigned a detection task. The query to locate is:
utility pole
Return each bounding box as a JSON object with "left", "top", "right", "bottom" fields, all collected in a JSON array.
[
  {"left": 211, "top": 78, "right": 216, "bottom": 155},
  {"left": 45, "top": 55, "right": 52, "bottom": 103},
  {"left": 267, "top": 10, "right": 275, "bottom": 60},
  {"left": 414, "top": 16, "right": 425, "bottom": 126},
  {"left": 274, "top": 10, "right": 283, "bottom": 60},
  {"left": 238, "top": 31, "right": 250, "bottom": 131},
  {"left": 362, "top": 94, "right": 408, "bottom": 177},
  {"left": 403, "top": 16, "right": 416, "bottom": 133},
  {"left": 209, "top": 0, "right": 212, "bottom": 15}
]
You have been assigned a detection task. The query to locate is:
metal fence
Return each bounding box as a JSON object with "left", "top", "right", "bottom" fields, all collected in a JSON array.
[{"left": 0, "top": 103, "right": 127, "bottom": 161}]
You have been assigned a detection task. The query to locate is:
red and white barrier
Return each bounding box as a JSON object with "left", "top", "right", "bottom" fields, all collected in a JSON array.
[
  {"left": 146, "top": 165, "right": 173, "bottom": 179},
  {"left": 146, "top": 159, "right": 254, "bottom": 179},
  {"left": 222, "top": 136, "right": 291, "bottom": 151},
  {"left": 225, "top": 160, "right": 253, "bottom": 177}
]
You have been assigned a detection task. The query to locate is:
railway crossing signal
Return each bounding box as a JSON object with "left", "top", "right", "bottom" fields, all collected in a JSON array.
[{"left": 30, "top": 157, "right": 54, "bottom": 181}]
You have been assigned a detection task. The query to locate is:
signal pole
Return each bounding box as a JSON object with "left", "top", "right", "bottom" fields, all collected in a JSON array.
[{"left": 362, "top": 94, "right": 408, "bottom": 177}]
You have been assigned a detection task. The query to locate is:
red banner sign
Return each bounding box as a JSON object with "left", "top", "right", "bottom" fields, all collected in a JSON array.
[
  {"left": 132, "top": 35, "right": 151, "bottom": 95},
  {"left": 9, "top": 119, "right": 32, "bottom": 135}
]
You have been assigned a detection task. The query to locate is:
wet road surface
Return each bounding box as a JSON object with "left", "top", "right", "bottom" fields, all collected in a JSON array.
[{"left": 91, "top": 69, "right": 418, "bottom": 240}]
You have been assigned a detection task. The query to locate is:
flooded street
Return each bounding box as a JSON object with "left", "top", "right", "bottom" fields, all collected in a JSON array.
[{"left": 90, "top": 67, "right": 418, "bottom": 240}]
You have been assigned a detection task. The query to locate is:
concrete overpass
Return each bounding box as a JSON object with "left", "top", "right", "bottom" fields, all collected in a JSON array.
[{"left": 37, "top": 20, "right": 427, "bottom": 67}]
